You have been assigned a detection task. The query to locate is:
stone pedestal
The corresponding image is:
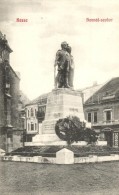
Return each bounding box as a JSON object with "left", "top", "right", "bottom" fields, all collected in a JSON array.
[
  {"left": 42, "top": 88, "right": 84, "bottom": 134},
  {"left": 32, "top": 88, "right": 85, "bottom": 145},
  {"left": 56, "top": 148, "right": 74, "bottom": 164}
]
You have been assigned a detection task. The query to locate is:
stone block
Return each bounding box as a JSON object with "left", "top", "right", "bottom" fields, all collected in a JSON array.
[
  {"left": 42, "top": 157, "right": 51, "bottom": 163},
  {"left": 37, "top": 156, "right": 43, "bottom": 163},
  {"left": 96, "top": 141, "right": 107, "bottom": 146},
  {"left": 88, "top": 155, "right": 98, "bottom": 163},
  {"left": 8, "top": 156, "right": 13, "bottom": 161},
  {"left": 97, "top": 156, "right": 112, "bottom": 162},
  {"left": 98, "top": 156, "right": 104, "bottom": 162},
  {"left": 3, "top": 156, "right": 9, "bottom": 161},
  {"left": 32, "top": 156, "right": 38, "bottom": 162},
  {"left": 26, "top": 157, "right": 34, "bottom": 162},
  {"left": 74, "top": 156, "right": 98, "bottom": 164},
  {"left": 56, "top": 148, "right": 74, "bottom": 164},
  {"left": 20, "top": 156, "right": 27, "bottom": 162},
  {"left": 110, "top": 154, "right": 119, "bottom": 160},
  {"left": 85, "top": 157, "right": 90, "bottom": 163},
  {"left": 12, "top": 155, "right": 21, "bottom": 161},
  {"left": 72, "top": 141, "right": 87, "bottom": 146},
  {"left": 32, "top": 156, "right": 42, "bottom": 163},
  {"left": 46, "top": 157, "right": 56, "bottom": 164},
  {"left": 75, "top": 157, "right": 86, "bottom": 163}
]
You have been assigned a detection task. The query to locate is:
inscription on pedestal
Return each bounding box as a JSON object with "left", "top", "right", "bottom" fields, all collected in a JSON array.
[{"left": 54, "top": 113, "right": 62, "bottom": 118}]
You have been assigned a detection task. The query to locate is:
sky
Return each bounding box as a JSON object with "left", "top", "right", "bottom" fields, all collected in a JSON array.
[{"left": 0, "top": 0, "right": 119, "bottom": 100}]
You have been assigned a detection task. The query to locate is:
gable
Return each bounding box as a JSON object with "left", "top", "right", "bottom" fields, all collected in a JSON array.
[{"left": 85, "top": 77, "right": 119, "bottom": 104}]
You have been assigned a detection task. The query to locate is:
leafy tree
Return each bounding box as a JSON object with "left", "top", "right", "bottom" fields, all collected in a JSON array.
[{"left": 55, "top": 116, "right": 98, "bottom": 145}]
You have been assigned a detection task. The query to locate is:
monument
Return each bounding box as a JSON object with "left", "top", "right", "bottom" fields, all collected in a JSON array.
[{"left": 31, "top": 42, "right": 86, "bottom": 146}]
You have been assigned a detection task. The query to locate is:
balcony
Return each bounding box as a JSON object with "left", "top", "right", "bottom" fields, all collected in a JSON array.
[
  {"left": 92, "top": 120, "right": 119, "bottom": 127},
  {"left": 102, "top": 95, "right": 115, "bottom": 100},
  {"left": 36, "top": 111, "right": 45, "bottom": 122},
  {"left": 26, "top": 130, "right": 38, "bottom": 135}
]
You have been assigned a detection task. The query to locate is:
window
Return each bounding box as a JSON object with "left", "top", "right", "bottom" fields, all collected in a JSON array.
[
  {"left": 27, "top": 110, "right": 30, "bottom": 117},
  {"left": 106, "top": 111, "right": 111, "bottom": 121},
  {"left": 44, "top": 106, "right": 46, "bottom": 112},
  {"left": 28, "top": 123, "right": 30, "bottom": 131},
  {"left": 39, "top": 107, "right": 41, "bottom": 112},
  {"left": 93, "top": 112, "right": 97, "bottom": 123},
  {"left": 35, "top": 123, "right": 37, "bottom": 130},
  {"left": 35, "top": 109, "right": 37, "bottom": 116},
  {"left": 87, "top": 112, "right": 91, "bottom": 122},
  {"left": 31, "top": 108, "right": 34, "bottom": 117},
  {"left": 104, "top": 109, "right": 112, "bottom": 123},
  {"left": 31, "top": 122, "right": 34, "bottom": 130}
]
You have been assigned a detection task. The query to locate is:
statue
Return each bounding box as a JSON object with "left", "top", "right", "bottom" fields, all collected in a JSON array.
[
  {"left": 54, "top": 41, "right": 74, "bottom": 88},
  {"left": 66, "top": 46, "right": 74, "bottom": 88}
]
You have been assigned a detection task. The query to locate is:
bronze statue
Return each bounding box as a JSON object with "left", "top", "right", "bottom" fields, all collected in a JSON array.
[
  {"left": 66, "top": 46, "right": 74, "bottom": 88},
  {"left": 54, "top": 42, "right": 74, "bottom": 89}
]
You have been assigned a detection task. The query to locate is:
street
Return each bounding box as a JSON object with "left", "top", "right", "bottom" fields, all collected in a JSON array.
[{"left": 0, "top": 159, "right": 119, "bottom": 195}]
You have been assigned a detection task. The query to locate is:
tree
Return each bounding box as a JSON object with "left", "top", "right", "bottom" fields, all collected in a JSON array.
[{"left": 55, "top": 116, "right": 98, "bottom": 145}]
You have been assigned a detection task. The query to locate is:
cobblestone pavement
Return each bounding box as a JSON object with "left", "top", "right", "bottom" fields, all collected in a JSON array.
[{"left": 0, "top": 160, "right": 119, "bottom": 195}]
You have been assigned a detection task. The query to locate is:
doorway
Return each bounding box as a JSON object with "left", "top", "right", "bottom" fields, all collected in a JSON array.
[{"left": 104, "top": 131, "right": 113, "bottom": 147}]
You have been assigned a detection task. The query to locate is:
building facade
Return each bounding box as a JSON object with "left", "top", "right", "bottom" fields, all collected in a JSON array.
[
  {"left": 84, "top": 77, "right": 119, "bottom": 147},
  {"left": 25, "top": 93, "right": 47, "bottom": 142},
  {"left": 0, "top": 32, "right": 24, "bottom": 152},
  {"left": 25, "top": 79, "right": 119, "bottom": 148},
  {"left": 24, "top": 85, "right": 104, "bottom": 143}
]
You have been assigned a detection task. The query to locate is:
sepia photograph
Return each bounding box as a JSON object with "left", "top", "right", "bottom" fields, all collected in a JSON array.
[{"left": 0, "top": 0, "right": 119, "bottom": 194}]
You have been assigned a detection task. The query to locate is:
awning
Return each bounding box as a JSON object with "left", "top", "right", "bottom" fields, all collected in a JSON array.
[{"left": 101, "top": 127, "right": 113, "bottom": 132}]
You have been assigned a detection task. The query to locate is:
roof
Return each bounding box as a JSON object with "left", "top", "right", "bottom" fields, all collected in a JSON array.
[
  {"left": 85, "top": 77, "right": 119, "bottom": 104},
  {"left": 26, "top": 93, "right": 49, "bottom": 106},
  {"left": 9, "top": 63, "right": 20, "bottom": 80},
  {"left": 78, "top": 83, "right": 103, "bottom": 103},
  {"left": 0, "top": 31, "right": 13, "bottom": 53},
  {"left": 20, "top": 90, "right": 30, "bottom": 106},
  {"left": 25, "top": 84, "right": 103, "bottom": 107}
]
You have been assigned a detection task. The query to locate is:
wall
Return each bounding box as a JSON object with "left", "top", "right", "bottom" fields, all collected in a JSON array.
[
  {"left": 9, "top": 68, "right": 20, "bottom": 129},
  {"left": 0, "top": 33, "right": 23, "bottom": 151},
  {"left": 84, "top": 100, "right": 119, "bottom": 147},
  {"left": 84, "top": 102, "right": 119, "bottom": 124},
  {"left": 13, "top": 131, "right": 23, "bottom": 150},
  {"left": 0, "top": 63, "right": 5, "bottom": 127}
]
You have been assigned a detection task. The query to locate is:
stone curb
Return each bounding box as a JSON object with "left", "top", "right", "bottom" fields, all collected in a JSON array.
[{"left": 2, "top": 154, "right": 119, "bottom": 164}]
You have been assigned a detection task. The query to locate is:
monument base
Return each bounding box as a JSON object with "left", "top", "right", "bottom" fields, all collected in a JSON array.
[
  {"left": 26, "top": 88, "right": 87, "bottom": 146},
  {"left": 25, "top": 138, "right": 87, "bottom": 146},
  {"left": 32, "top": 133, "right": 65, "bottom": 145},
  {"left": 42, "top": 88, "right": 85, "bottom": 134}
]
